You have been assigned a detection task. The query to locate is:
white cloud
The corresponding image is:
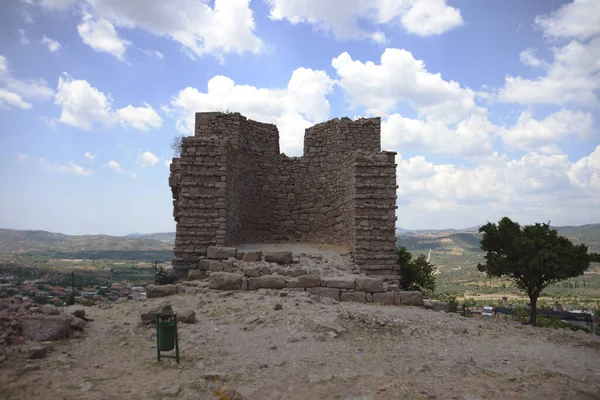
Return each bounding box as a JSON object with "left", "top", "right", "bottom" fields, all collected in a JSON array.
[
  {"left": 41, "top": 36, "right": 61, "bottom": 53},
  {"left": 141, "top": 49, "right": 164, "bottom": 59},
  {"left": 54, "top": 75, "right": 112, "bottom": 130},
  {"left": 41, "top": 159, "right": 92, "bottom": 176},
  {"left": 18, "top": 29, "right": 30, "bottom": 45},
  {"left": 84, "top": 152, "right": 96, "bottom": 161},
  {"left": 17, "top": 153, "right": 28, "bottom": 163},
  {"left": 519, "top": 48, "right": 541, "bottom": 67},
  {"left": 499, "top": 109, "right": 594, "bottom": 154},
  {"left": 332, "top": 48, "right": 483, "bottom": 122},
  {"left": 53, "top": 74, "right": 162, "bottom": 131},
  {"left": 165, "top": 67, "right": 334, "bottom": 155},
  {"left": 0, "top": 89, "right": 32, "bottom": 109},
  {"left": 569, "top": 145, "right": 600, "bottom": 192},
  {"left": 395, "top": 148, "right": 600, "bottom": 227},
  {"left": 137, "top": 151, "right": 159, "bottom": 167},
  {"left": 500, "top": 1, "right": 600, "bottom": 107},
  {"left": 0, "top": 55, "right": 53, "bottom": 109},
  {"left": 116, "top": 103, "right": 163, "bottom": 130},
  {"left": 267, "top": 0, "right": 462, "bottom": 40},
  {"left": 106, "top": 160, "right": 123, "bottom": 173},
  {"left": 77, "top": 14, "right": 129, "bottom": 59},
  {"left": 535, "top": 0, "right": 600, "bottom": 40},
  {"left": 80, "top": 0, "right": 263, "bottom": 60},
  {"left": 382, "top": 113, "right": 495, "bottom": 157}
]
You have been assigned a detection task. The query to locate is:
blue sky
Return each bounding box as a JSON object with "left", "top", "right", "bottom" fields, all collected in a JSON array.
[{"left": 0, "top": 0, "right": 599, "bottom": 235}]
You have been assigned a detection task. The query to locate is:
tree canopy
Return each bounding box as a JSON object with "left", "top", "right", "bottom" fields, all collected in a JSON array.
[
  {"left": 477, "top": 217, "right": 599, "bottom": 326},
  {"left": 397, "top": 247, "right": 436, "bottom": 295}
]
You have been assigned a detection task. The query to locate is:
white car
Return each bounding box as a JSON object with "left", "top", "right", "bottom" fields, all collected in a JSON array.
[{"left": 482, "top": 306, "right": 494, "bottom": 318}]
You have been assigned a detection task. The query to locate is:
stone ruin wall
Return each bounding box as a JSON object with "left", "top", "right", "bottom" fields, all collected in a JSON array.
[{"left": 170, "top": 112, "right": 398, "bottom": 278}]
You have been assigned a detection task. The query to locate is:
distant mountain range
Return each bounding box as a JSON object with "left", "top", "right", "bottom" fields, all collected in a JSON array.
[
  {"left": 0, "top": 229, "right": 173, "bottom": 253},
  {"left": 125, "top": 232, "right": 176, "bottom": 244}
]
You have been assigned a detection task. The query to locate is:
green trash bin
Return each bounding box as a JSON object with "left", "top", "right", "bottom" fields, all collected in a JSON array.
[
  {"left": 156, "top": 313, "right": 179, "bottom": 363},
  {"left": 157, "top": 321, "right": 175, "bottom": 351}
]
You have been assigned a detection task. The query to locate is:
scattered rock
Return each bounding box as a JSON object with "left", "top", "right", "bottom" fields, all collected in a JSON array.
[
  {"left": 146, "top": 285, "right": 178, "bottom": 299},
  {"left": 248, "top": 275, "right": 286, "bottom": 290},
  {"left": 21, "top": 314, "right": 72, "bottom": 341},
  {"left": 264, "top": 251, "right": 293, "bottom": 265},
  {"left": 159, "top": 385, "right": 181, "bottom": 397},
  {"left": 274, "top": 304, "right": 283, "bottom": 311},
  {"left": 28, "top": 345, "right": 49, "bottom": 359},
  {"left": 178, "top": 309, "right": 196, "bottom": 324},
  {"left": 242, "top": 251, "right": 262, "bottom": 262},
  {"left": 70, "top": 317, "right": 87, "bottom": 331},
  {"left": 209, "top": 272, "right": 243, "bottom": 290},
  {"left": 40, "top": 304, "right": 60, "bottom": 315},
  {"left": 315, "top": 287, "right": 340, "bottom": 301}
]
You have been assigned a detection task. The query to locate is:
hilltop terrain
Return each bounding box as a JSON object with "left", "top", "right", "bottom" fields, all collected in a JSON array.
[{"left": 1, "top": 289, "right": 599, "bottom": 399}]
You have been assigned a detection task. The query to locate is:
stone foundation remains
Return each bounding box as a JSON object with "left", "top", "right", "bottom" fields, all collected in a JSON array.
[{"left": 169, "top": 112, "right": 398, "bottom": 278}]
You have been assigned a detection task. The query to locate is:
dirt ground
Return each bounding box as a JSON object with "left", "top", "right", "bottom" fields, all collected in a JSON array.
[{"left": 1, "top": 288, "right": 600, "bottom": 400}]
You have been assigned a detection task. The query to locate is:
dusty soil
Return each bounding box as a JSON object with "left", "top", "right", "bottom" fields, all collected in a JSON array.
[{"left": 1, "top": 289, "right": 599, "bottom": 400}]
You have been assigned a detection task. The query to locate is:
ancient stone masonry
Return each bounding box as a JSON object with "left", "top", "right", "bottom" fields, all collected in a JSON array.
[{"left": 170, "top": 112, "right": 398, "bottom": 278}]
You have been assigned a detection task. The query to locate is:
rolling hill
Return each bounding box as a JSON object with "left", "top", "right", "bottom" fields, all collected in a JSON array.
[{"left": 0, "top": 229, "right": 173, "bottom": 253}]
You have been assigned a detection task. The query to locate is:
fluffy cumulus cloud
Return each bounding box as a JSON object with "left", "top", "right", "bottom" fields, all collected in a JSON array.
[
  {"left": 332, "top": 48, "right": 483, "bottom": 122},
  {"left": 106, "top": 160, "right": 123, "bottom": 173},
  {"left": 0, "top": 55, "right": 54, "bottom": 109},
  {"left": 395, "top": 147, "right": 600, "bottom": 227},
  {"left": 77, "top": 14, "right": 129, "bottom": 59},
  {"left": 267, "top": 0, "right": 462, "bottom": 41},
  {"left": 84, "top": 152, "right": 96, "bottom": 161},
  {"left": 40, "top": 159, "right": 92, "bottom": 176},
  {"left": 116, "top": 104, "right": 162, "bottom": 130},
  {"left": 53, "top": 74, "right": 162, "bottom": 130},
  {"left": 137, "top": 151, "right": 159, "bottom": 167},
  {"left": 165, "top": 67, "right": 335, "bottom": 155},
  {"left": 382, "top": 114, "right": 495, "bottom": 157},
  {"left": 40, "top": 36, "right": 61, "bottom": 53},
  {"left": 499, "top": 109, "right": 594, "bottom": 154},
  {"left": 30, "top": 0, "right": 263, "bottom": 60},
  {"left": 500, "top": 0, "right": 600, "bottom": 106}
]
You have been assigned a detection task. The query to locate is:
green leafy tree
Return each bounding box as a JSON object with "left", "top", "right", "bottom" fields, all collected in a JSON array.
[
  {"left": 396, "top": 247, "right": 436, "bottom": 295},
  {"left": 477, "top": 217, "right": 599, "bottom": 326}
]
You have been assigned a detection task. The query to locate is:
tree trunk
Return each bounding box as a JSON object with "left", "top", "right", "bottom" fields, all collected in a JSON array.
[{"left": 529, "top": 294, "right": 538, "bottom": 326}]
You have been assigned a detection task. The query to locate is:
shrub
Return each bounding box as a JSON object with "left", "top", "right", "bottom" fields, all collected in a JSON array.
[{"left": 396, "top": 247, "right": 436, "bottom": 296}]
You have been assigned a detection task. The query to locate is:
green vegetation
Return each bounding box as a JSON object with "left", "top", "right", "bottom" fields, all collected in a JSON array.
[
  {"left": 397, "top": 223, "right": 600, "bottom": 309},
  {"left": 396, "top": 246, "right": 436, "bottom": 295},
  {"left": 478, "top": 217, "right": 599, "bottom": 326}
]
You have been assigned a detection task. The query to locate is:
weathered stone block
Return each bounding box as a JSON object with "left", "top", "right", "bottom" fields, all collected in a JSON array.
[
  {"left": 188, "top": 269, "right": 204, "bottom": 280},
  {"left": 209, "top": 261, "right": 224, "bottom": 272},
  {"left": 373, "top": 292, "right": 394, "bottom": 305},
  {"left": 315, "top": 287, "right": 340, "bottom": 301},
  {"left": 394, "top": 291, "right": 424, "bottom": 306},
  {"left": 323, "top": 276, "right": 355, "bottom": 289},
  {"left": 341, "top": 291, "right": 366, "bottom": 303},
  {"left": 355, "top": 277, "right": 384, "bottom": 293},
  {"left": 207, "top": 246, "right": 237, "bottom": 260},
  {"left": 243, "top": 267, "right": 261, "bottom": 277},
  {"left": 286, "top": 278, "right": 299, "bottom": 288},
  {"left": 21, "top": 315, "right": 72, "bottom": 341},
  {"left": 297, "top": 274, "right": 321, "bottom": 288},
  {"left": 208, "top": 272, "right": 242, "bottom": 290},
  {"left": 284, "top": 268, "right": 307, "bottom": 277},
  {"left": 147, "top": 284, "right": 178, "bottom": 298},
  {"left": 260, "top": 266, "right": 271, "bottom": 275},
  {"left": 242, "top": 251, "right": 263, "bottom": 262},
  {"left": 264, "top": 251, "right": 293, "bottom": 264},
  {"left": 248, "top": 275, "right": 286, "bottom": 290}
]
